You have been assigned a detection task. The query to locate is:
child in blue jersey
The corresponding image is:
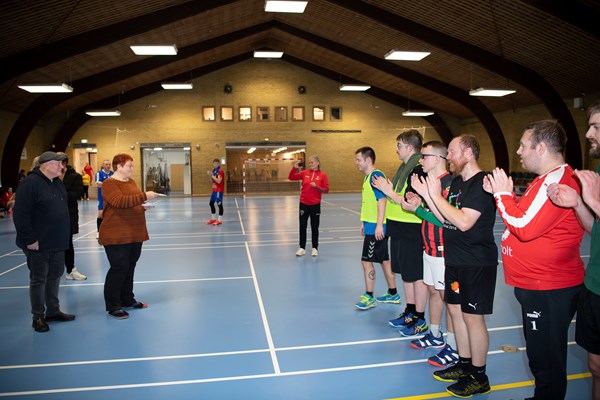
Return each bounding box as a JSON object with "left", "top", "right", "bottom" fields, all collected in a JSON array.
[{"left": 354, "top": 147, "right": 400, "bottom": 310}]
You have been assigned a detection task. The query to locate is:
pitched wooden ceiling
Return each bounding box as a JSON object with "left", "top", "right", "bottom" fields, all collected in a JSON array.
[{"left": 0, "top": 0, "right": 598, "bottom": 185}]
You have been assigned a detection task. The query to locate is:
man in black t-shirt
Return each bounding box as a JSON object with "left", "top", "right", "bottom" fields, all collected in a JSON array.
[{"left": 413, "top": 135, "right": 497, "bottom": 398}]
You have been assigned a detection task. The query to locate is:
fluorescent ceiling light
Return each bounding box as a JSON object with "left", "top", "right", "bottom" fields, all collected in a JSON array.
[
  {"left": 384, "top": 50, "right": 430, "bottom": 61},
  {"left": 183, "top": 147, "right": 191, "bottom": 151},
  {"left": 253, "top": 50, "right": 284, "bottom": 58},
  {"left": 402, "top": 110, "right": 434, "bottom": 117},
  {"left": 339, "top": 84, "right": 371, "bottom": 91},
  {"left": 85, "top": 110, "right": 121, "bottom": 117},
  {"left": 264, "top": 1, "right": 308, "bottom": 13},
  {"left": 18, "top": 83, "right": 73, "bottom": 93},
  {"left": 161, "top": 82, "right": 193, "bottom": 89},
  {"left": 247, "top": 147, "right": 256, "bottom": 154},
  {"left": 130, "top": 45, "right": 178, "bottom": 55},
  {"left": 469, "top": 87, "right": 516, "bottom": 97},
  {"left": 154, "top": 147, "right": 163, "bottom": 151}
]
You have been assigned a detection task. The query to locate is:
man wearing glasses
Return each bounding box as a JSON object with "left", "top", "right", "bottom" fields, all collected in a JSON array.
[{"left": 380, "top": 129, "right": 429, "bottom": 337}]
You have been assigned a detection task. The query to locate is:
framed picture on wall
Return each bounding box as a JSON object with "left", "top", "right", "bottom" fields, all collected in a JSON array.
[
  {"left": 331, "top": 106, "right": 342, "bottom": 121},
  {"left": 220, "top": 106, "right": 234, "bottom": 121},
  {"left": 313, "top": 106, "right": 325, "bottom": 121},
  {"left": 292, "top": 106, "right": 305, "bottom": 121},
  {"left": 239, "top": 106, "right": 252, "bottom": 121},
  {"left": 257, "top": 106, "right": 270, "bottom": 122},
  {"left": 202, "top": 106, "right": 216, "bottom": 121},
  {"left": 274, "top": 106, "right": 288, "bottom": 122}
]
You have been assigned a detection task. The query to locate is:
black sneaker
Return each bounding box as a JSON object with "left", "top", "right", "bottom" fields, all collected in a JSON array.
[
  {"left": 446, "top": 374, "right": 491, "bottom": 398},
  {"left": 32, "top": 318, "right": 49, "bottom": 332},
  {"left": 45, "top": 311, "right": 76, "bottom": 322},
  {"left": 433, "top": 364, "right": 468, "bottom": 382},
  {"left": 108, "top": 309, "right": 129, "bottom": 319}
]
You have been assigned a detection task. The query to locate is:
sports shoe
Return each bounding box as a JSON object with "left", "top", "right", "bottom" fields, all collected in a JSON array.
[
  {"left": 399, "top": 318, "right": 428, "bottom": 337},
  {"left": 296, "top": 248, "right": 306, "bottom": 256},
  {"left": 65, "top": 267, "right": 87, "bottom": 281},
  {"left": 108, "top": 309, "right": 129, "bottom": 319},
  {"left": 206, "top": 219, "right": 216, "bottom": 224},
  {"left": 355, "top": 294, "right": 377, "bottom": 310},
  {"left": 212, "top": 220, "right": 222, "bottom": 225},
  {"left": 433, "top": 364, "right": 468, "bottom": 382},
  {"left": 389, "top": 310, "right": 414, "bottom": 327},
  {"left": 45, "top": 312, "right": 76, "bottom": 322},
  {"left": 410, "top": 331, "right": 445, "bottom": 350},
  {"left": 375, "top": 291, "right": 402, "bottom": 304},
  {"left": 446, "top": 374, "right": 491, "bottom": 398},
  {"left": 311, "top": 248, "right": 318, "bottom": 257},
  {"left": 428, "top": 344, "right": 459, "bottom": 367},
  {"left": 125, "top": 301, "right": 148, "bottom": 309}
]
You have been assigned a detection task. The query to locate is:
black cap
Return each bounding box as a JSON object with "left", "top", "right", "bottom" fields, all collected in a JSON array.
[{"left": 38, "top": 151, "right": 67, "bottom": 164}]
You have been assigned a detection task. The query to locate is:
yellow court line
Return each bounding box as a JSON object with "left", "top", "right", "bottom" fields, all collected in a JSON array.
[{"left": 387, "top": 372, "right": 592, "bottom": 400}]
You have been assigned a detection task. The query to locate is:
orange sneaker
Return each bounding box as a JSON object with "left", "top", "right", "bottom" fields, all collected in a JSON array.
[
  {"left": 206, "top": 219, "right": 216, "bottom": 224},
  {"left": 212, "top": 220, "right": 222, "bottom": 225}
]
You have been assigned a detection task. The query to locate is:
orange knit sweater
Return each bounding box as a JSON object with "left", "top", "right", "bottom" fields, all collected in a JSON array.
[{"left": 98, "top": 178, "right": 149, "bottom": 245}]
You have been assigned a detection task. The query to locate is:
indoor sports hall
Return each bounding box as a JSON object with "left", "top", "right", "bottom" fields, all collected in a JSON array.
[{"left": 0, "top": 194, "right": 592, "bottom": 399}]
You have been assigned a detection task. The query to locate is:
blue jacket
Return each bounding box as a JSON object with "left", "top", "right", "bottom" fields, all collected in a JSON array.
[{"left": 13, "top": 168, "right": 70, "bottom": 251}]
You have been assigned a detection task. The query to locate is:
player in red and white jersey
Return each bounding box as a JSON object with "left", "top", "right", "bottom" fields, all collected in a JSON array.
[{"left": 484, "top": 120, "right": 584, "bottom": 400}]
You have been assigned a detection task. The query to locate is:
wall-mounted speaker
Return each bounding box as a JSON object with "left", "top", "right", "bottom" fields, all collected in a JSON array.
[
  {"left": 224, "top": 84, "right": 233, "bottom": 94},
  {"left": 298, "top": 86, "right": 306, "bottom": 94}
]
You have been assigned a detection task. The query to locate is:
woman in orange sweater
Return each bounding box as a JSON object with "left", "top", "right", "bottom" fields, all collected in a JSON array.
[{"left": 99, "top": 154, "right": 159, "bottom": 319}]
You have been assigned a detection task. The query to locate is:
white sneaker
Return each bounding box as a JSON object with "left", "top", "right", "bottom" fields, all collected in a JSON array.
[
  {"left": 66, "top": 267, "right": 87, "bottom": 281},
  {"left": 295, "top": 248, "right": 306, "bottom": 256},
  {"left": 311, "top": 248, "right": 318, "bottom": 257}
]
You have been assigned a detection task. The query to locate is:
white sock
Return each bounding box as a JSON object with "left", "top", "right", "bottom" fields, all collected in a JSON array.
[
  {"left": 446, "top": 332, "right": 457, "bottom": 349},
  {"left": 212, "top": 214, "right": 217, "bottom": 220},
  {"left": 430, "top": 324, "right": 441, "bottom": 337},
  {"left": 217, "top": 216, "right": 222, "bottom": 221}
]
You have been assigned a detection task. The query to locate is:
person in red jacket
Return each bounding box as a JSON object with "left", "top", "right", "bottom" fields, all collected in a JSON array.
[
  {"left": 288, "top": 156, "right": 329, "bottom": 257},
  {"left": 484, "top": 120, "right": 584, "bottom": 400}
]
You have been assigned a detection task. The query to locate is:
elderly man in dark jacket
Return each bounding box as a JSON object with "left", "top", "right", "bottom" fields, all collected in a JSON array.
[
  {"left": 58, "top": 152, "right": 87, "bottom": 281},
  {"left": 14, "top": 151, "right": 76, "bottom": 332}
]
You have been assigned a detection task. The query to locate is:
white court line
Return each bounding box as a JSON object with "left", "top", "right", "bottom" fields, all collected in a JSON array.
[
  {"left": 0, "top": 323, "right": 531, "bottom": 369},
  {"left": 0, "top": 275, "right": 253, "bottom": 290},
  {"left": 245, "top": 242, "right": 280, "bottom": 374},
  {"left": 1, "top": 336, "right": 577, "bottom": 397},
  {"left": 340, "top": 206, "right": 360, "bottom": 215}
]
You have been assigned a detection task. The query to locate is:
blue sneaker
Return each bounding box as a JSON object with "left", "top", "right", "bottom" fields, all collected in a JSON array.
[
  {"left": 355, "top": 294, "right": 376, "bottom": 310},
  {"left": 428, "top": 344, "right": 459, "bottom": 367},
  {"left": 399, "top": 318, "right": 428, "bottom": 337},
  {"left": 375, "top": 291, "right": 402, "bottom": 304},
  {"left": 389, "top": 310, "right": 413, "bottom": 327},
  {"left": 410, "top": 331, "right": 445, "bottom": 350}
]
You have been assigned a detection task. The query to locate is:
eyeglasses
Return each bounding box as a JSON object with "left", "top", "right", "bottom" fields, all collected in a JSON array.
[{"left": 421, "top": 153, "right": 447, "bottom": 160}]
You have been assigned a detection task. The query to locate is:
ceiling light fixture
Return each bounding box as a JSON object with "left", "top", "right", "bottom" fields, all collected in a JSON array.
[
  {"left": 384, "top": 50, "right": 430, "bottom": 61},
  {"left": 253, "top": 50, "right": 284, "bottom": 58},
  {"left": 339, "top": 84, "right": 371, "bottom": 91},
  {"left": 85, "top": 110, "right": 121, "bottom": 117},
  {"left": 161, "top": 82, "right": 193, "bottom": 90},
  {"left": 264, "top": 1, "right": 308, "bottom": 13},
  {"left": 402, "top": 110, "right": 434, "bottom": 117},
  {"left": 130, "top": 45, "right": 178, "bottom": 55},
  {"left": 247, "top": 147, "right": 257, "bottom": 154},
  {"left": 469, "top": 87, "right": 516, "bottom": 97},
  {"left": 18, "top": 83, "right": 73, "bottom": 93}
]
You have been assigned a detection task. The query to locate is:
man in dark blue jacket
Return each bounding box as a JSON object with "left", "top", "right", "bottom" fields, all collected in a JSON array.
[{"left": 14, "top": 151, "right": 76, "bottom": 332}]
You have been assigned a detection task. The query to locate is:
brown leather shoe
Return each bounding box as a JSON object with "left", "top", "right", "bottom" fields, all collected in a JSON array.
[{"left": 32, "top": 318, "right": 49, "bottom": 332}]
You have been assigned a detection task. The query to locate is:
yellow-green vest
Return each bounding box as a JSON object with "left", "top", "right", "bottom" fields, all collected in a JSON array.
[
  {"left": 361, "top": 169, "right": 384, "bottom": 223},
  {"left": 385, "top": 178, "right": 422, "bottom": 223}
]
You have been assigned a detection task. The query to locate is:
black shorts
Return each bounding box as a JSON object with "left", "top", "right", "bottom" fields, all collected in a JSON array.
[
  {"left": 576, "top": 285, "right": 600, "bottom": 355},
  {"left": 387, "top": 220, "right": 423, "bottom": 280},
  {"left": 445, "top": 264, "right": 497, "bottom": 315},
  {"left": 361, "top": 235, "right": 389, "bottom": 264}
]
